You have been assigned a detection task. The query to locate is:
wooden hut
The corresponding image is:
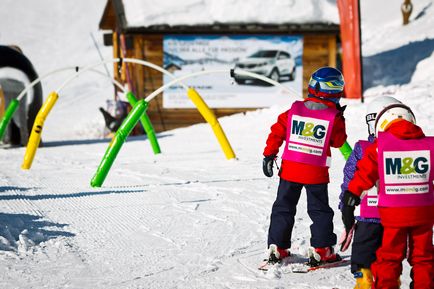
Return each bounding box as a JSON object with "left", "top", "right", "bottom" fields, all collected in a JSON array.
[{"left": 99, "top": 0, "right": 340, "bottom": 132}]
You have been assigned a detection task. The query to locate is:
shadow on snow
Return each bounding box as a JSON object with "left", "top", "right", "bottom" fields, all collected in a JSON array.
[
  {"left": 363, "top": 38, "right": 434, "bottom": 90},
  {"left": 0, "top": 212, "right": 74, "bottom": 251},
  {"left": 0, "top": 186, "right": 35, "bottom": 193},
  {"left": 414, "top": 2, "right": 432, "bottom": 21},
  {"left": 42, "top": 133, "right": 173, "bottom": 148},
  {"left": 0, "top": 188, "right": 145, "bottom": 201}
]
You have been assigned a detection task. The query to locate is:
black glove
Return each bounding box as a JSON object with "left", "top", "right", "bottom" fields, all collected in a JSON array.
[
  {"left": 262, "top": 155, "right": 276, "bottom": 177},
  {"left": 341, "top": 205, "right": 355, "bottom": 234},
  {"left": 343, "top": 190, "right": 361, "bottom": 207},
  {"left": 341, "top": 190, "right": 360, "bottom": 233}
]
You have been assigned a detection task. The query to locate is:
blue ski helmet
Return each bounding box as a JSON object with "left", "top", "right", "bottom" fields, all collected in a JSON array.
[{"left": 308, "top": 67, "right": 345, "bottom": 103}]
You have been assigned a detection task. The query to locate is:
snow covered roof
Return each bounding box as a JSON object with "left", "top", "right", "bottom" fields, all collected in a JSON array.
[{"left": 117, "top": 0, "right": 339, "bottom": 30}]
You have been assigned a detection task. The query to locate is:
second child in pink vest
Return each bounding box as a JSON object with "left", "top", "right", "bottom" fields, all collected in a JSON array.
[
  {"left": 339, "top": 96, "right": 403, "bottom": 289},
  {"left": 342, "top": 103, "right": 434, "bottom": 289}
]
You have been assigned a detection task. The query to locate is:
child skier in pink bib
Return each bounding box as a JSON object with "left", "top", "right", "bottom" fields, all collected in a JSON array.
[
  {"left": 262, "top": 67, "right": 347, "bottom": 266},
  {"left": 342, "top": 103, "right": 434, "bottom": 289},
  {"left": 339, "top": 96, "right": 403, "bottom": 289}
]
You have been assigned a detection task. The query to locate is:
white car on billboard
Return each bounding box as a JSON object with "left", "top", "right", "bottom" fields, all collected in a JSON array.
[{"left": 234, "top": 49, "right": 296, "bottom": 84}]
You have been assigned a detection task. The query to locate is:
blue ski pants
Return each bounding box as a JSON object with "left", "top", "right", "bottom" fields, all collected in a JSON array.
[
  {"left": 267, "top": 178, "right": 337, "bottom": 249},
  {"left": 351, "top": 221, "right": 383, "bottom": 273}
]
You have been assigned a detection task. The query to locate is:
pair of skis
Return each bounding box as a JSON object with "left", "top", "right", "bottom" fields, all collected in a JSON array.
[{"left": 258, "top": 254, "right": 350, "bottom": 273}]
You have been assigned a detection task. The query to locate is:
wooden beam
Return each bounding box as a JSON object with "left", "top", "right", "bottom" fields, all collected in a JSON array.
[
  {"left": 133, "top": 36, "right": 145, "bottom": 99},
  {"left": 112, "top": 32, "right": 120, "bottom": 82},
  {"left": 328, "top": 35, "right": 337, "bottom": 67}
]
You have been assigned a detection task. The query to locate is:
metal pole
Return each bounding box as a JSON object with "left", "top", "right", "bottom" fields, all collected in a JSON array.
[{"left": 90, "top": 32, "right": 112, "bottom": 78}]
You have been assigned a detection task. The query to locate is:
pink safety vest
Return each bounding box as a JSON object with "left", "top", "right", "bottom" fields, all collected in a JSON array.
[
  {"left": 282, "top": 100, "right": 338, "bottom": 167},
  {"left": 357, "top": 140, "right": 380, "bottom": 219},
  {"left": 378, "top": 132, "right": 434, "bottom": 208}
]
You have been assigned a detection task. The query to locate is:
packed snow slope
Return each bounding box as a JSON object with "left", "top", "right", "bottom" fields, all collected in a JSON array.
[{"left": 1, "top": 0, "right": 433, "bottom": 288}]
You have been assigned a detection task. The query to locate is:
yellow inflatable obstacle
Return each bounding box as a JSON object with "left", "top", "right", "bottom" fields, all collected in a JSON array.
[
  {"left": 22, "top": 92, "right": 58, "bottom": 169},
  {"left": 187, "top": 88, "right": 235, "bottom": 160}
]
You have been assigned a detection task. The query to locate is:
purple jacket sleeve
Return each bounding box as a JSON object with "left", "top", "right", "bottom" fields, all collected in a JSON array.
[{"left": 339, "top": 141, "right": 364, "bottom": 210}]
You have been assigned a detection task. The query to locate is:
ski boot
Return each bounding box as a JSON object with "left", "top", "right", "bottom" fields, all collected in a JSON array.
[
  {"left": 353, "top": 268, "right": 373, "bottom": 289},
  {"left": 308, "top": 246, "right": 341, "bottom": 267},
  {"left": 258, "top": 244, "right": 291, "bottom": 270},
  {"left": 267, "top": 244, "right": 290, "bottom": 264}
]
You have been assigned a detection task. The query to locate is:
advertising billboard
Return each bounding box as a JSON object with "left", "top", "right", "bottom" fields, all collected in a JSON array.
[{"left": 163, "top": 35, "right": 303, "bottom": 108}]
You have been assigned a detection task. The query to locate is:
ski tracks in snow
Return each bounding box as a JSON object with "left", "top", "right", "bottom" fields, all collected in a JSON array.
[{"left": 0, "top": 134, "right": 358, "bottom": 288}]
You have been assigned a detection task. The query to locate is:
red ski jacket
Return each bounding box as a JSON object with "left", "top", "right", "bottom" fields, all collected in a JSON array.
[
  {"left": 348, "top": 120, "right": 434, "bottom": 227},
  {"left": 263, "top": 97, "right": 347, "bottom": 184}
]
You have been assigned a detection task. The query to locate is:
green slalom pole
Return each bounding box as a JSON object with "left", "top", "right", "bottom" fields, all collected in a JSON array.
[
  {"left": 0, "top": 99, "right": 20, "bottom": 141},
  {"left": 91, "top": 99, "right": 148, "bottom": 187},
  {"left": 339, "top": 141, "right": 353, "bottom": 161},
  {"left": 125, "top": 92, "right": 161, "bottom": 154}
]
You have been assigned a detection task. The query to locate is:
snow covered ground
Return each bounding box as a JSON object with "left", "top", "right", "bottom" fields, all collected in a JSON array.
[
  {"left": 1, "top": 1, "right": 433, "bottom": 288},
  {"left": 122, "top": 0, "right": 339, "bottom": 28}
]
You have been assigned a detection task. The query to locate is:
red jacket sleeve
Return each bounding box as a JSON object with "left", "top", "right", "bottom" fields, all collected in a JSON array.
[
  {"left": 263, "top": 110, "right": 288, "bottom": 156},
  {"left": 329, "top": 113, "right": 347, "bottom": 148},
  {"left": 348, "top": 141, "right": 379, "bottom": 197}
]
